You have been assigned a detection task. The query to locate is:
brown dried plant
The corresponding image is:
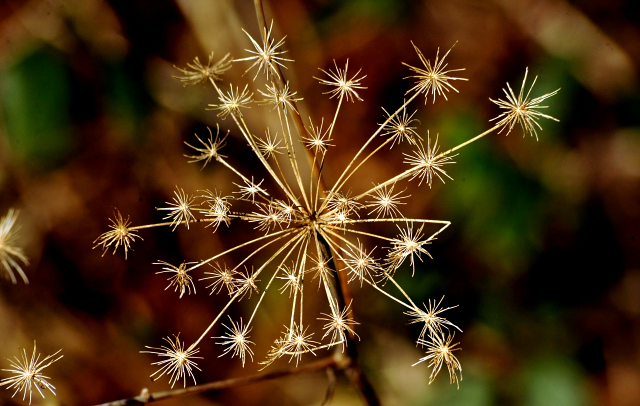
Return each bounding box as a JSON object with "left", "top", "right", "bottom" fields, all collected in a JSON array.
[{"left": 93, "top": 7, "right": 559, "bottom": 402}]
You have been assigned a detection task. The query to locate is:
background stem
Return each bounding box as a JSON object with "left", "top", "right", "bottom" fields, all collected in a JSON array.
[{"left": 93, "top": 355, "right": 342, "bottom": 406}]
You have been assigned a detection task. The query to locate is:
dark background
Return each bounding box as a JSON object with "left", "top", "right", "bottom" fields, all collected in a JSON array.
[{"left": 1, "top": 0, "right": 639, "bottom": 405}]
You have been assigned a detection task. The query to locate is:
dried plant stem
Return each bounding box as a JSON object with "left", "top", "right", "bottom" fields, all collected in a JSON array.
[
  {"left": 247, "top": 234, "right": 306, "bottom": 326},
  {"left": 92, "top": 354, "right": 346, "bottom": 406},
  {"left": 252, "top": 0, "right": 318, "bottom": 178},
  {"left": 186, "top": 228, "right": 296, "bottom": 272},
  {"left": 314, "top": 231, "right": 381, "bottom": 406},
  {"left": 434, "top": 123, "right": 501, "bottom": 160},
  {"left": 246, "top": 8, "right": 377, "bottom": 402},
  {"left": 355, "top": 123, "right": 503, "bottom": 200}
]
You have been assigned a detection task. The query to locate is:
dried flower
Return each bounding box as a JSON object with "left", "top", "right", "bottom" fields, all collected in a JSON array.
[
  {"left": 277, "top": 263, "right": 302, "bottom": 296},
  {"left": 235, "top": 21, "right": 293, "bottom": 80},
  {"left": 310, "top": 255, "right": 333, "bottom": 289},
  {"left": 0, "top": 209, "right": 29, "bottom": 284},
  {"left": 343, "top": 241, "right": 382, "bottom": 285},
  {"left": 215, "top": 317, "right": 254, "bottom": 366},
  {"left": 403, "top": 42, "right": 467, "bottom": 103},
  {"left": 257, "top": 129, "right": 284, "bottom": 159},
  {"left": 316, "top": 59, "right": 367, "bottom": 102},
  {"left": 404, "top": 297, "right": 461, "bottom": 340},
  {"left": 142, "top": 335, "right": 202, "bottom": 388},
  {"left": 201, "top": 262, "right": 238, "bottom": 295},
  {"left": 184, "top": 125, "right": 228, "bottom": 169},
  {"left": 387, "top": 223, "right": 432, "bottom": 274},
  {"left": 281, "top": 323, "right": 318, "bottom": 366},
  {"left": 490, "top": 67, "right": 561, "bottom": 139},
  {"left": 319, "top": 302, "right": 359, "bottom": 347},
  {"left": 259, "top": 82, "right": 301, "bottom": 112},
  {"left": 201, "top": 189, "right": 232, "bottom": 231},
  {"left": 157, "top": 187, "right": 198, "bottom": 230},
  {"left": 93, "top": 209, "right": 142, "bottom": 260},
  {"left": 155, "top": 260, "right": 196, "bottom": 298},
  {"left": 234, "top": 177, "right": 266, "bottom": 204},
  {"left": 173, "top": 52, "right": 232, "bottom": 86},
  {"left": 380, "top": 105, "right": 420, "bottom": 147},
  {"left": 233, "top": 268, "right": 260, "bottom": 300},
  {"left": 413, "top": 331, "right": 462, "bottom": 387},
  {"left": 366, "top": 184, "right": 408, "bottom": 219},
  {"left": 403, "top": 132, "right": 456, "bottom": 188},
  {"left": 303, "top": 118, "right": 333, "bottom": 154},
  {"left": 0, "top": 342, "right": 63, "bottom": 404},
  {"left": 209, "top": 84, "right": 253, "bottom": 119}
]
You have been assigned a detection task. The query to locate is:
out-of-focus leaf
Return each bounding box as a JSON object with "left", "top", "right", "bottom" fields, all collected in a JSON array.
[
  {"left": 525, "top": 357, "right": 590, "bottom": 406},
  {"left": 438, "top": 110, "right": 546, "bottom": 275},
  {"left": 1, "top": 47, "right": 75, "bottom": 170}
]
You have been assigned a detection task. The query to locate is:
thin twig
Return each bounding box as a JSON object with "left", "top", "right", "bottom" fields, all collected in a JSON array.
[{"left": 93, "top": 354, "right": 345, "bottom": 406}]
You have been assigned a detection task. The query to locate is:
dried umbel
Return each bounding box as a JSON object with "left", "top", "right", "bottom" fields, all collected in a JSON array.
[{"left": 95, "top": 18, "right": 559, "bottom": 390}]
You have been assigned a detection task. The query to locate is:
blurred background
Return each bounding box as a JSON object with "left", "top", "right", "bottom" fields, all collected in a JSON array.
[{"left": 1, "top": 0, "right": 639, "bottom": 405}]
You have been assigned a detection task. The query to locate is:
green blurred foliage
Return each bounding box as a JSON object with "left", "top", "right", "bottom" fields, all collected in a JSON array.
[
  {"left": 1, "top": 47, "right": 75, "bottom": 170},
  {"left": 103, "top": 61, "right": 148, "bottom": 144},
  {"left": 438, "top": 109, "right": 546, "bottom": 276},
  {"left": 525, "top": 357, "right": 589, "bottom": 406}
]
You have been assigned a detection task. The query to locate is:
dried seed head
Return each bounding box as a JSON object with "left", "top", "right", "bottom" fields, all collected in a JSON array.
[
  {"left": 380, "top": 105, "right": 421, "bottom": 147},
  {"left": 201, "top": 262, "right": 238, "bottom": 295},
  {"left": 154, "top": 260, "right": 196, "bottom": 298},
  {"left": 93, "top": 208, "right": 143, "bottom": 260},
  {"left": 235, "top": 21, "right": 293, "bottom": 80},
  {"left": 403, "top": 42, "right": 467, "bottom": 103},
  {"left": 250, "top": 201, "right": 286, "bottom": 232},
  {"left": 0, "top": 209, "right": 29, "bottom": 284},
  {"left": 344, "top": 242, "right": 382, "bottom": 286},
  {"left": 404, "top": 297, "right": 461, "bottom": 340},
  {"left": 490, "top": 67, "right": 560, "bottom": 140},
  {"left": 277, "top": 263, "right": 304, "bottom": 297},
  {"left": 215, "top": 317, "right": 254, "bottom": 367},
  {"left": 209, "top": 84, "right": 253, "bottom": 119},
  {"left": 366, "top": 184, "right": 408, "bottom": 219},
  {"left": 316, "top": 59, "right": 367, "bottom": 102},
  {"left": 258, "top": 81, "right": 301, "bottom": 111},
  {"left": 233, "top": 268, "right": 260, "bottom": 300},
  {"left": 319, "top": 302, "right": 359, "bottom": 347},
  {"left": 281, "top": 323, "right": 319, "bottom": 366},
  {"left": 184, "top": 125, "right": 229, "bottom": 169},
  {"left": 413, "top": 331, "right": 462, "bottom": 387},
  {"left": 387, "top": 223, "right": 432, "bottom": 275},
  {"left": 157, "top": 187, "right": 198, "bottom": 231},
  {"left": 0, "top": 342, "right": 62, "bottom": 404},
  {"left": 323, "top": 192, "right": 362, "bottom": 220},
  {"left": 201, "top": 189, "right": 232, "bottom": 231},
  {"left": 303, "top": 117, "right": 334, "bottom": 154},
  {"left": 142, "top": 335, "right": 202, "bottom": 388},
  {"left": 310, "top": 255, "right": 333, "bottom": 289},
  {"left": 257, "top": 129, "right": 284, "bottom": 160},
  {"left": 234, "top": 177, "right": 266, "bottom": 203},
  {"left": 403, "top": 132, "right": 456, "bottom": 188},
  {"left": 173, "top": 52, "right": 232, "bottom": 86}
]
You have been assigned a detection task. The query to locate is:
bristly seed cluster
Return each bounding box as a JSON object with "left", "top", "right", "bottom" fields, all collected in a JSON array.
[
  {"left": 0, "top": 342, "right": 63, "bottom": 404},
  {"left": 94, "top": 18, "right": 559, "bottom": 390}
]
